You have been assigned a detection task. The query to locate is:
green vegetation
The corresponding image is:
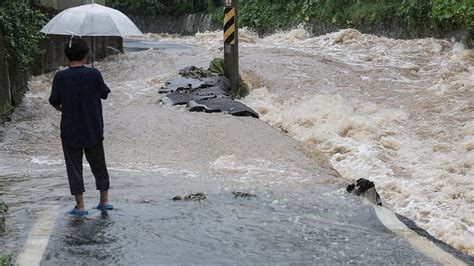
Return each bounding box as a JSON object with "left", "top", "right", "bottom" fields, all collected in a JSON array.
[
  {"left": 208, "top": 58, "right": 225, "bottom": 76},
  {"left": 0, "top": 201, "right": 10, "bottom": 266},
  {"left": 238, "top": 0, "right": 473, "bottom": 37},
  {"left": 0, "top": 0, "right": 44, "bottom": 106},
  {"left": 429, "top": 0, "right": 473, "bottom": 33},
  {"left": 209, "top": 58, "right": 249, "bottom": 99},
  {"left": 234, "top": 76, "right": 249, "bottom": 99},
  {"left": 109, "top": 0, "right": 472, "bottom": 45},
  {"left": 0, "top": 0, "right": 44, "bottom": 72},
  {"left": 0, "top": 255, "right": 11, "bottom": 266}
]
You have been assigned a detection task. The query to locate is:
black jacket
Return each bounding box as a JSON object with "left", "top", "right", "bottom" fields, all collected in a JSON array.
[{"left": 49, "top": 66, "right": 110, "bottom": 148}]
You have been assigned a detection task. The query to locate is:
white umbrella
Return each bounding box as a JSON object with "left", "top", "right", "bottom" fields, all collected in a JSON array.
[
  {"left": 41, "top": 3, "right": 142, "bottom": 37},
  {"left": 40, "top": 1, "right": 142, "bottom": 64}
]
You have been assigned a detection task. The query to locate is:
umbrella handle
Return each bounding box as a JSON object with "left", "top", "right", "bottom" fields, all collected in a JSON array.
[{"left": 91, "top": 36, "right": 95, "bottom": 68}]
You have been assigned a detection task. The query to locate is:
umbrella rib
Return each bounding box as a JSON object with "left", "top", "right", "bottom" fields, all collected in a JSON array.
[
  {"left": 105, "top": 13, "right": 121, "bottom": 36},
  {"left": 77, "top": 11, "right": 89, "bottom": 37}
]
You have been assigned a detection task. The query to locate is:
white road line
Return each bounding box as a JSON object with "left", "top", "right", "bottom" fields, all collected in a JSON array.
[
  {"left": 363, "top": 198, "right": 466, "bottom": 266},
  {"left": 15, "top": 205, "right": 59, "bottom": 266}
]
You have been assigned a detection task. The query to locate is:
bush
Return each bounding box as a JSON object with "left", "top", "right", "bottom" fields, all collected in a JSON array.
[
  {"left": 208, "top": 58, "right": 249, "bottom": 99},
  {"left": 430, "top": 0, "right": 473, "bottom": 33},
  {"left": 0, "top": 201, "right": 10, "bottom": 266},
  {"left": 209, "top": 58, "right": 225, "bottom": 75},
  {"left": 0, "top": 255, "right": 11, "bottom": 266},
  {"left": 0, "top": 0, "right": 44, "bottom": 72}
]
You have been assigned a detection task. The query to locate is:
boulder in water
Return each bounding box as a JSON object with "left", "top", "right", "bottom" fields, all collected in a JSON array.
[{"left": 347, "top": 178, "right": 382, "bottom": 206}]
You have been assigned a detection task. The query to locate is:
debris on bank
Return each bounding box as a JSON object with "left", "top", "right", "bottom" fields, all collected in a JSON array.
[
  {"left": 172, "top": 193, "right": 207, "bottom": 202},
  {"left": 232, "top": 192, "right": 257, "bottom": 199},
  {"left": 160, "top": 66, "right": 259, "bottom": 119},
  {"left": 347, "top": 178, "right": 382, "bottom": 206}
]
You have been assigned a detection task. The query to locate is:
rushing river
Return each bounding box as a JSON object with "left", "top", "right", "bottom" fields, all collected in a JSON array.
[
  {"left": 152, "top": 28, "right": 473, "bottom": 255},
  {"left": 0, "top": 28, "right": 472, "bottom": 261}
]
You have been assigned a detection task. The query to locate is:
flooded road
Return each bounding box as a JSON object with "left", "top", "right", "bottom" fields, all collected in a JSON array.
[{"left": 0, "top": 28, "right": 473, "bottom": 263}]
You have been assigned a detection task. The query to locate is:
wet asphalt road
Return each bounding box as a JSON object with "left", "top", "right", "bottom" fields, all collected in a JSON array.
[{"left": 42, "top": 171, "right": 436, "bottom": 265}]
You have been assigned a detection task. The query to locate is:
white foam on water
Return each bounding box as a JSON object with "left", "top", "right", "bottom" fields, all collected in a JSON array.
[
  {"left": 31, "top": 156, "right": 63, "bottom": 166},
  {"left": 210, "top": 155, "right": 313, "bottom": 187},
  {"left": 236, "top": 28, "right": 473, "bottom": 255}
]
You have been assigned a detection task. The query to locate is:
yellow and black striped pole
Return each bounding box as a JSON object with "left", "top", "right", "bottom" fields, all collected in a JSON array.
[
  {"left": 224, "top": 0, "right": 239, "bottom": 93},
  {"left": 224, "top": 6, "right": 236, "bottom": 45}
]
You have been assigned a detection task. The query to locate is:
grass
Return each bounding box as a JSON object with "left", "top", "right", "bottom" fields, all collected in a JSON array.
[
  {"left": 208, "top": 58, "right": 249, "bottom": 99},
  {"left": 0, "top": 255, "right": 11, "bottom": 266},
  {"left": 0, "top": 201, "right": 10, "bottom": 266}
]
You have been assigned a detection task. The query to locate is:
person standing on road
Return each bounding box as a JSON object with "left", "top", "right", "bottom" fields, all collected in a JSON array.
[{"left": 49, "top": 36, "right": 113, "bottom": 216}]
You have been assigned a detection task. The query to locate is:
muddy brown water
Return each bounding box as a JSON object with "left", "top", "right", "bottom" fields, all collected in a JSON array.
[{"left": 0, "top": 28, "right": 472, "bottom": 263}]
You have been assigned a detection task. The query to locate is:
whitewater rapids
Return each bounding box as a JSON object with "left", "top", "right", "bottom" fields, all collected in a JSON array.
[{"left": 150, "top": 27, "right": 473, "bottom": 255}]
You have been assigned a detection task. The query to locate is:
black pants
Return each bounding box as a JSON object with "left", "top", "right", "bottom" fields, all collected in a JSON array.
[{"left": 62, "top": 142, "right": 110, "bottom": 195}]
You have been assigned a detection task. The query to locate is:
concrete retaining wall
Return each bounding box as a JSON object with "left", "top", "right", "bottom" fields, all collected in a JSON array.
[
  {"left": 128, "top": 13, "right": 219, "bottom": 35},
  {"left": 0, "top": 34, "right": 123, "bottom": 123},
  {"left": 32, "top": 35, "right": 123, "bottom": 75}
]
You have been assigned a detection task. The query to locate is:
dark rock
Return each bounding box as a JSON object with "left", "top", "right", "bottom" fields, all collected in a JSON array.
[
  {"left": 354, "top": 178, "right": 375, "bottom": 196},
  {"left": 232, "top": 192, "right": 257, "bottom": 199},
  {"left": 346, "top": 184, "right": 355, "bottom": 193},
  {"left": 347, "top": 178, "right": 382, "bottom": 206}
]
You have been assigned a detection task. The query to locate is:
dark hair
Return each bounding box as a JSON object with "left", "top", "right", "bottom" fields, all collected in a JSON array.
[{"left": 64, "top": 36, "right": 89, "bottom": 61}]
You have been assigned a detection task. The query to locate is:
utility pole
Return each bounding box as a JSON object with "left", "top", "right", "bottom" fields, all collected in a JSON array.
[{"left": 224, "top": 0, "right": 239, "bottom": 93}]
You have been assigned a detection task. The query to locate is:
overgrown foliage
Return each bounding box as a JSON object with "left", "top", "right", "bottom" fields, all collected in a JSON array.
[
  {"left": 109, "top": 0, "right": 472, "bottom": 43},
  {"left": 0, "top": 255, "right": 11, "bottom": 266},
  {"left": 208, "top": 58, "right": 249, "bottom": 99},
  {"left": 208, "top": 58, "right": 225, "bottom": 75},
  {"left": 237, "top": 0, "right": 473, "bottom": 37},
  {"left": 429, "top": 0, "right": 473, "bottom": 33},
  {"left": 0, "top": 0, "right": 44, "bottom": 72},
  {"left": 0, "top": 202, "right": 10, "bottom": 266}
]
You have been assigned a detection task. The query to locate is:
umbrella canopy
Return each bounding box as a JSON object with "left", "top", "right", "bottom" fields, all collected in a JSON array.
[{"left": 40, "top": 3, "right": 142, "bottom": 37}]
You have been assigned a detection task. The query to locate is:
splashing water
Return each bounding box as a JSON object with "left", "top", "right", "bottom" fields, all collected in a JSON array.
[
  {"left": 235, "top": 28, "right": 473, "bottom": 255},
  {"left": 125, "top": 27, "right": 474, "bottom": 254}
]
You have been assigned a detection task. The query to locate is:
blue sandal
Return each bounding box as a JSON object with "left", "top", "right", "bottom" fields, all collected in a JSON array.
[
  {"left": 68, "top": 207, "right": 89, "bottom": 217},
  {"left": 95, "top": 203, "right": 113, "bottom": 211}
]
